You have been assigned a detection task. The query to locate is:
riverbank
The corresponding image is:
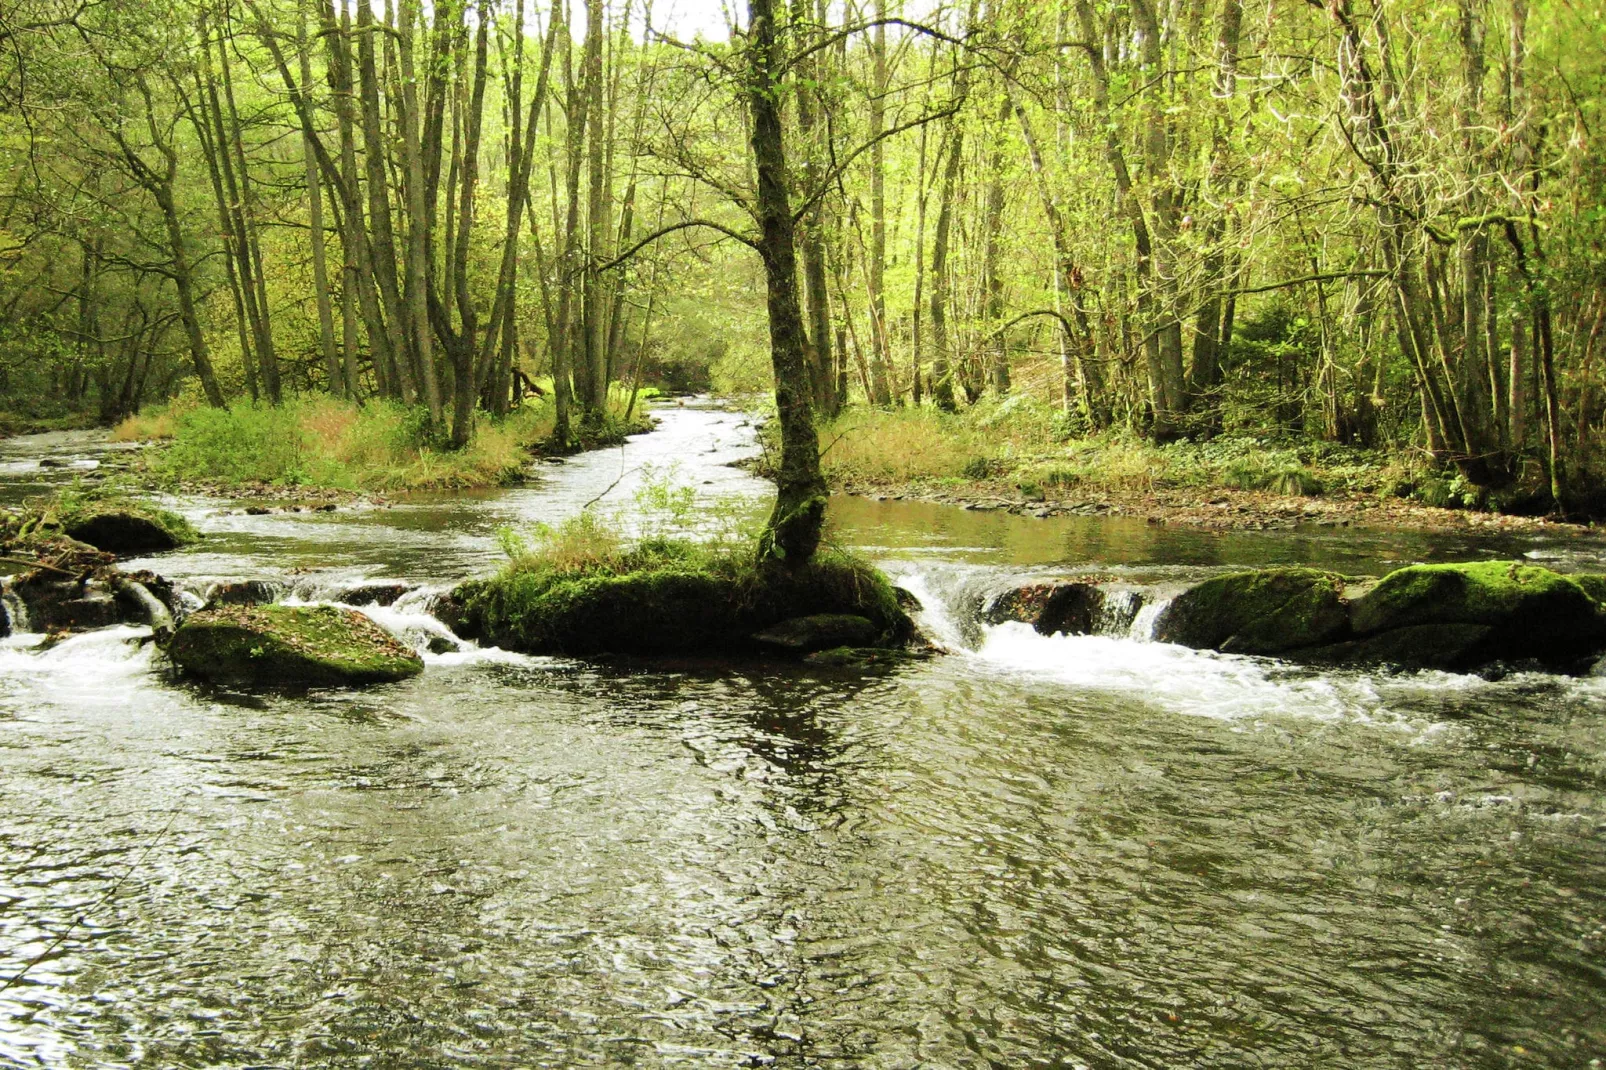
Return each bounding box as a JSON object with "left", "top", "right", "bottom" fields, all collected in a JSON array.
[
  {"left": 834, "top": 476, "right": 1591, "bottom": 537},
  {"left": 805, "top": 401, "right": 1595, "bottom": 538},
  {"left": 110, "top": 391, "right": 655, "bottom": 498}
]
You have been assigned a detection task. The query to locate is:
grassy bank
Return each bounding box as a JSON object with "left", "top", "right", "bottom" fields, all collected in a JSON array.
[
  {"left": 807, "top": 398, "right": 1502, "bottom": 511},
  {"left": 115, "top": 389, "right": 653, "bottom": 493}
]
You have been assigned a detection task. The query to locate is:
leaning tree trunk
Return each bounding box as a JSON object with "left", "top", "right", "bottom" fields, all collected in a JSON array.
[{"left": 747, "top": 0, "right": 826, "bottom": 564}]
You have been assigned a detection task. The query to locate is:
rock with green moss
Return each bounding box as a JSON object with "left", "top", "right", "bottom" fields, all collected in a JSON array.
[
  {"left": 61, "top": 501, "right": 199, "bottom": 555},
  {"left": 1571, "top": 573, "right": 1606, "bottom": 607},
  {"left": 167, "top": 603, "right": 423, "bottom": 687},
  {"left": 1334, "top": 561, "right": 1606, "bottom": 669},
  {"left": 1154, "top": 567, "right": 1351, "bottom": 655},
  {"left": 451, "top": 546, "right": 912, "bottom": 657}
]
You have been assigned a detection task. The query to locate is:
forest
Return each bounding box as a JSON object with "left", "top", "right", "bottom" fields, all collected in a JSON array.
[{"left": 0, "top": 0, "right": 1603, "bottom": 514}]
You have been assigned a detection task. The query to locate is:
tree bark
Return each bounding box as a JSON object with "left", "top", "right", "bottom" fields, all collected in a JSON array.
[{"left": 747, "top": 0, "right": 826, "bottom": 563}]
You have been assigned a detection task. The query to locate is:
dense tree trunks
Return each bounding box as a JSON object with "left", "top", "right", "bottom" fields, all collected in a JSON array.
[
  {"left": 864, "top": 0, "right": 893, "bottom": 406},
  {"left": 190, "top": 59, "right": 260, "bottom": 402},
  {"left": 580, "top": 0, "right": 609, "bottom": 418},
  {"left": 215, "top": 27, "right": 281, "bottom": 403},
  {"left": 553, "top": 28, "right": 588, "bottom": 445},
  {"left": 398, "top": 0, "right": 443, "bottom": 425},
  {"left": 747, "top": 0, "right": 826, "bottom": 563},
  {"left": 356, "top": 0, "right": 414, "bottom": 403},
  {"left": 297, "top": 0, "right": 341, "bottom": 395},
  {"left": 793, "top": 0, "right": 836, "bottom": 418},
  {"left": 928, "top": 24, "right": 975, "bottom": 415}
]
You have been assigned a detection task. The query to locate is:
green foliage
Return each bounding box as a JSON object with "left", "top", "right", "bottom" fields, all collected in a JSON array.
[{"left": 127, "top": 394, "right": 558, "bottom": 491}]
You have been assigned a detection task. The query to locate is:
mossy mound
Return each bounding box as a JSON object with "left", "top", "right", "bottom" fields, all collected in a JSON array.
[
  {"left": 451, "top": 542, "right": 911, "bottom": 657},
  {"left": 1150, "top": 560, "right": 1606, "bottom": 671},
  {"left": 1337, "top": 561, "right": 1606, "bottom": 668},
  {"left": 167, "top": 603, "right": 423, "bottom": 687},
  {"left": 1154, "top": 568, "right": 1351, "bottom": 655},
  {"left": 62, "top": 503, "right": 198, "bottom": 554},
  {"left": 6, "top": 490, "right": 199, "bottom": 556},
  {"left": 1570, "top": 573, "right": 1606, "bottom": 607}
]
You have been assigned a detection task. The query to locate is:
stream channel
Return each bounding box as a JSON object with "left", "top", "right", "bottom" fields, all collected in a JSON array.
[{"left": 1, "top": 401, "right": 1604, "bottom": 1068}]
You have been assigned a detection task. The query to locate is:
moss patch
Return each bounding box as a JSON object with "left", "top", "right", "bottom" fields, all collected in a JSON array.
[
  {"left": 167, "top": 603, "right": 423, "bottom": 687},
  {"left": 1350, "top": 561, "right": 1597, "bottom": 634},
  {"left": 1154, "top": 568, "right": 1351, "bottom": 655},
  {"left": 9, "top": 488, "right": 199, "bottom": 555},
  {"left": 452, "top": 541, "right": 911, "bottom": 657},
  {"left": 1572, "top": 573, "right": 1606, "bottom": 607}
]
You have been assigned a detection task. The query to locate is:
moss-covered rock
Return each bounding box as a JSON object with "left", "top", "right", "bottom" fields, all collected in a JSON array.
[
  {"left": 63, "top": 504, "right": 198, "bottom": 554},
  {"left": 1302, "top": 623, "right": 1496, "bottom": 669},
  {"left": 1154, "top": 568, "right": 1350, "bottom": 655},
  {"left": 451, "top": 546, "right": 912, "bottom": 657},
  {"left": 167, "top": 603, "right": 423, "bottom": 687},
  {"left": 1342, "top": 561, "right": 1606, "bottom": 669},
  {"left": 1572, "top": 573, "right": 1606, "bottom": 607}
]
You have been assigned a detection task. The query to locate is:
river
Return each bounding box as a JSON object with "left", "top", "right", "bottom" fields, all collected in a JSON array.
[{"left": 1, "top": 403, "right": 1604, "bottom": 1068}]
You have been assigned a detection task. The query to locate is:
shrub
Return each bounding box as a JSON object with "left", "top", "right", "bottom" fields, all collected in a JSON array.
[{"left": 124, "top": 394, "right": 565, "bottom": 491}]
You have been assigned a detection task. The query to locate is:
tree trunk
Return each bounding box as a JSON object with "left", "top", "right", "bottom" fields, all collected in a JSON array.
[{"left": 747, "top": 0, "right": 825, "bottom": 563}]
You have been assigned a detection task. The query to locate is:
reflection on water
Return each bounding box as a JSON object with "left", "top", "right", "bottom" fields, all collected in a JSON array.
[{"left": 2, "top": 405, "right": 1605, "bottom": 1067}]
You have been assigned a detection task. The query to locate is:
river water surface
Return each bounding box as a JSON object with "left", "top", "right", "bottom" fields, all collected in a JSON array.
[{"left": 1, "top": 405, "right": 1604, "bottom": 1068}]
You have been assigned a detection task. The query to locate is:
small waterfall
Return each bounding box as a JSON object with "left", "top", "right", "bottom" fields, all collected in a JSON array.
[
  {"left": 2, "top": 581, "right": 29, "bottom": 634},
  {"left": 1126, "top": 595, "right": 1173, "bottom": 642},
  {"left": 1091, "top": 588, "right": 1144, "bottom": 637}
]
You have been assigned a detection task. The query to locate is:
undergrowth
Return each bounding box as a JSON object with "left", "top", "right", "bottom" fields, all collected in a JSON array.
[
  {"left": 805, "top": 397, "right": 1451, "bottom": 504},
  {"left": 113, "top": 393, "right": 658, "bottom": 492}
]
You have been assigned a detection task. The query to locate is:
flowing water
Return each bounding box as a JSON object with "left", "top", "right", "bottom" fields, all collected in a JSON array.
[{"left": 2, "top": 405, "right": 1604, "bottom": 1068}]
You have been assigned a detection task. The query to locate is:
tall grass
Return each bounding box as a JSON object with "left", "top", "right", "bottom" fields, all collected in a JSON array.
[
  {"left": 116, "top": 394, "right": 559, "bottom": 491},
  {"left": 815, "top": 397, "right": 1400, "bottom": 499}
]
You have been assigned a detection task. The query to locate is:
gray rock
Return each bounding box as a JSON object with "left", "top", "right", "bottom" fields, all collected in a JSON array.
[
  {"left": 336, "top": 581, "right": 414, "bottom": 607},
  {"left": 752, "top": 614, "right": 878, "bottom": 653},
  {"left": 205, "top": 579, "right": 280, "bottom": 607}
]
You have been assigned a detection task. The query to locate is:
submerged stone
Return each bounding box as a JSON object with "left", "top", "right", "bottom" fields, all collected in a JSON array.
[
  {"left": 752, "top": 614, "right": 878, "bottom": 653},
  {"left": 336, "top": 581, "right": 414, "bottom": 607},
  {"left": 204, "top": 579, "right": 280, "bottom": 607},
  {"left": 1154, "top": 568, "right": 1350, "bottom": 655},
  {"left": 167, "top": 603, "right": 423, "bottom": 687}
]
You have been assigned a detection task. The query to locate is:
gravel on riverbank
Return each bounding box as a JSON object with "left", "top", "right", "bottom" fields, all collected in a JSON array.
[{"left": 836, "top": 477, "right": 1597, "bottom": 538}]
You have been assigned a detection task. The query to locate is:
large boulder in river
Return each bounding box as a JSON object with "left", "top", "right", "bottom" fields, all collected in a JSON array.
[
  {"left": 62, "top": 503, "right": 198, "bottom": 555},
  {"left": 450, "top": 547, "right": 913, "bottom": 657},
  {"left": 1154, "top": 568, "right": 1350, "bottom": 655},
  {"left": 1315, "top": 562, "right": 1606, "bottom": 670},
  {"left": 1150, "top": 561, "right": 1606, "bottom": 671},
  {"left": 167, "top": 603, "right": 423, "bottom": 687}
]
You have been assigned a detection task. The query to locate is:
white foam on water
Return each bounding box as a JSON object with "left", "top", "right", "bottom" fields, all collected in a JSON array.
[{"left": 968, "top": 622, "right": 1467, "bottom": 730}]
